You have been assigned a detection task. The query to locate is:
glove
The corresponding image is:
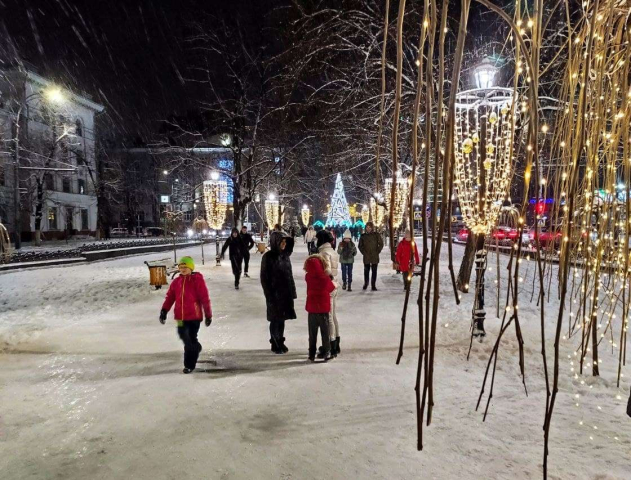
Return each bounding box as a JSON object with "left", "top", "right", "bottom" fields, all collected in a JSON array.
[
  {"left": 205, "top": 316, "right": 212, "bottom": 327},
  {"left": 159, "top": 309, "right": 167, "bottom": 324}
]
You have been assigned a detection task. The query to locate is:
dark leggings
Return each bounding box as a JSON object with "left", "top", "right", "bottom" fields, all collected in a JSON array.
[
  {"left": 177, "top": 320, "right": 202, "bottom": 369},
  {"left": 243, "top": 252, "right": 250, "bottom": 273},
  {"left": 364, "top": 263, "right": 378, "bottom": 287},
  {"left": 269, "top": 320, "right": 286, "bottom": 346}
]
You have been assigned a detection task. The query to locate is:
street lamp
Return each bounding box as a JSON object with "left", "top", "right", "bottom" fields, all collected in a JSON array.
[
  {"left": 12, "top": 85, "right": 67, "bottom": 250},
  {"left": 473, "top": 58, "right": 499, "bottom": 89}
]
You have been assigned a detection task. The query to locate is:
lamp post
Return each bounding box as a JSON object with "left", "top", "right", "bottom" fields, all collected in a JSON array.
[
  {"left": 301, "top": 204, "right": 310, "bottom": 227},
  {"left": 454, "top": 58, "right": 517, "bottom": 339},
  {"left": 11, "top": 86, "right": 66, "bottom": 250}
]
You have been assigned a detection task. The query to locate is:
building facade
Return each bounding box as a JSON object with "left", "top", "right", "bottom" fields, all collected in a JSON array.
[{"left": 0, "top": 67, "right": 104, "bottom": 242}]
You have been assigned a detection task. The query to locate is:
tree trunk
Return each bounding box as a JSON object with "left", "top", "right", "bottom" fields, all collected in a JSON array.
[
  {"left": 34, "top": 178, "right": 45, "bottom": 246},
  {"left": 457, "top": 232, "right": 484, "bottom": 293}
]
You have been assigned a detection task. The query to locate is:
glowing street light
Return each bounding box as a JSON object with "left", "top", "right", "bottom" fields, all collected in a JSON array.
[
  {"left": 473, "top": 58, "right": 499, "bottom": 89},
  {"left": 43, "top": 86, "right": 65, "bottom": 104}
]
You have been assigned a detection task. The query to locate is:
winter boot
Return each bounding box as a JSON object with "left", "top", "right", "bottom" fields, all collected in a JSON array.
[
  {"left": 308, "top": 349, "right": 316, "bottom": 362},
  {"left": 371, "top": 285, "right": 378, "bottom": 291},
  {"left": 347, "top": 282, "right": 352, "bottom": 292},
  {"left": 329, "top": 339, "right": 337, "bottom": 358},
  {"left": 279, "top": 337, "right": 289, "bottom": 353},
  {"left": 183, "top": 367, "right": 194, "bottom": 374},
  {"left": 244, "top": 272, "right": 250, "bottom": 278},
  {"left": 323, "top": 350, "right": 334, "bottom": 362},
  {"left": 270, "top": 339, "right": 282, "bottom": 354},
  {"left": 335, "top": 337, "right": 341, "bottom": 355},
  {"left": 342, "top": 282, "right": 347, "bottom": 290},
  {"left": 363, "top": 283, "right": 368, "bottom": 290}
]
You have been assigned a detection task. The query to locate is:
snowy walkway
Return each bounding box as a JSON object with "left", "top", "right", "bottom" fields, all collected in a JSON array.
[{"left": 0, "top": 243, "right": 629, "bottom": 479}]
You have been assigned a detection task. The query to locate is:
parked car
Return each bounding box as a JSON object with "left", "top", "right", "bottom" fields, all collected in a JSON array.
[
  {"left": 144, "top": 227, "right": 164, "bottom": 237},
  {"left": 529, "top": 226, "right": 562, "bottom": 247},
  {"left": 111, "top": 228, "right": 128, "bottom": 237}
]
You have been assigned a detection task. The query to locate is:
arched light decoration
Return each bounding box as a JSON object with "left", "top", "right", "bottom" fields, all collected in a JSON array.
[
  {"left": 301, "top": 204, "right": 310, "bottom": 226},
  {"left": 203, "top": 175, "right": 228, "bottom": 230},
  {"left": 265, "top": 195, "right": 279, "bottom": 228},
  {"left": 473, "top": 58, "right": 499, "bottom": 89},
  {"left": 384, "top": 171, "right": 409, "bottom": 228},
  {"left": 370, "top": 196, "right": 386, "bottom": 227},
  {"left": 453, "top": 87, "right": 518, "bottom": 235},
  {"left": 361, "top": 204, "right": 370, "bottom": 224}
]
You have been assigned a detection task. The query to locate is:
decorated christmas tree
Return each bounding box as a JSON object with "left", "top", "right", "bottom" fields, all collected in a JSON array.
[{"left": 326, "top": 173, "right": 352, "bottom": 227}]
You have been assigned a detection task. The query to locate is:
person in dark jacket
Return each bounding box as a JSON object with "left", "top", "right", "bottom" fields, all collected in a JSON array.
[
  {"left": 260, "top": 231, "right": 297, "bottom": 353},
  {"left": 358, "top": 221, "right": 384, "bottom": 291},
  {"left": 240, "top": 225, "right": 255, "bottom": 277},
  {"left": 221, "top": 228, "right": 247, "bottom": 289}
]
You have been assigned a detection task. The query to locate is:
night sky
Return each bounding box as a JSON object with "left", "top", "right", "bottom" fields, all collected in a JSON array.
[{"left": 0, "top": 0, "right": 285, "bottom": 140}]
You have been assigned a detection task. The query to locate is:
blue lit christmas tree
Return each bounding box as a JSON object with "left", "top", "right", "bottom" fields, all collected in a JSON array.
[{"left": 326, "top": 173, "right": 352, "bottom": 227}]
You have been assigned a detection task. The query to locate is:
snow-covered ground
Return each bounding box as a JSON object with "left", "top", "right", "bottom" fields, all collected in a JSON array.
[{"left": 0, "top": 242, "right": 629, "bottom": 479}]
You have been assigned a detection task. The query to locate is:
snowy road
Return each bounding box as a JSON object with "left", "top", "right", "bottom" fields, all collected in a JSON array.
[{"left": 1, "top": 244, "right": 630, "bottom": 479}]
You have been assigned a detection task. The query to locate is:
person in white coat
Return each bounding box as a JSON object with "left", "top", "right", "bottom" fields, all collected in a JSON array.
[
  {"left": 304, "top": 226, "right": 317, "bottom": 254},
  {"left": 316, "top": 230, "right": 341, "bottom": 356}
]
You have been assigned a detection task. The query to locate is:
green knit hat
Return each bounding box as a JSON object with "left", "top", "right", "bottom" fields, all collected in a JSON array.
[{"left": 178, "top": 256, "right": 195, "bottom": 271}]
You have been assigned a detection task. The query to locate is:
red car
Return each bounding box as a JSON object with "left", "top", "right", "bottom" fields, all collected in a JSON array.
[{"left": 529, "top": 226, "right": 562, "bottom": 246}]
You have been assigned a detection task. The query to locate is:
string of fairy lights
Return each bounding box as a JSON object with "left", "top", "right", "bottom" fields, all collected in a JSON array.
[
  {"left": 384, "top": 172, "right": 410, "bottom": 229},
  {"left": 202, "top": 177, "right": 228, "bottom": 230},
  {"left": 453, "top": 88, "right": 518, "bottom": 235}
]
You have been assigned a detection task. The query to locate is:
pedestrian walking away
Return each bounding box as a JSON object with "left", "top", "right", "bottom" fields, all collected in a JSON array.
[
  {"left": 395, "top": 229, "right": 420, "bottom": 291},
  {"left": 337, "top": 229, "right": 357, "bottom": 292},
  {"left": 304, "top": 225, "right": 317, "bottom": 254},
  {"left": 221, "top": 228, "right": 247, "bottom": 289},
  {"left": 358, "top": 221, "right": 384, "bottom": 291},
  {"left": 304, "top": 254, "right": 336, "bottom": 362},
  {"left": 316, "top": 230, "right": 341, "bottom": 356},
  {"left": 240, "top": 225, "right": 255, "bottom": 277},
  {"left": 260, "top": 231, "right": 297, "bottom": 354},
  {"left": 159, "top": 256, "right": 213, "bottom": 374}
]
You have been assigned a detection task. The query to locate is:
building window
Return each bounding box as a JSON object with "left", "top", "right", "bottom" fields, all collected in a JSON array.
[
  {"left": 78, "top": 179, "right": 86, "bottom": 195},
  {"left": 75, "top": 119, "right": 83, "bottom": 137},
  {"left": 62, "top": 177, "right": 72, "bottom": 193},
  {"left": 48, "top": 207, "right": 58, "bottom": 230},
  {"left": 45, "top": 174, "right": 55, "bottom": 191},
  {"left": 81, "top": 209, "right": 89, "bottom": 231},
  {"left": 183, "top": 211, "right": 192, "bottom": 222}
]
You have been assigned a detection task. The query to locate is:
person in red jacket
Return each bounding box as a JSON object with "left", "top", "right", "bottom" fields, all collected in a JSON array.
[
  {"left": 395, "top": 229, "right": 420, "bottom": 291},
  {"left": 304, "top": 254, "right": 336, "bottom": 362},
  {"left": 160, "top": 256, "right": 212, "bottom": 374}
]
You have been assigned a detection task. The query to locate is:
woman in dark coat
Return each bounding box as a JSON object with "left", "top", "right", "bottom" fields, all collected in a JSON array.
[
  {"left": 221, "top": 228, "right": 246, "bottom": 289},
  {"left": 260, "top": 231, "right": 297, "bottom": 354}
]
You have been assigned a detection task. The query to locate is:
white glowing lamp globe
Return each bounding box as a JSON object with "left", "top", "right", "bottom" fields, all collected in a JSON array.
[
  {"left": 268, "top": 194, "right": 276, "bottom": 201},
  {"left": 210, "top": 171, "right": 220, "bottom": 181},
  {"left": 474, "top": 59, "right": 499, "bottom": 89}
]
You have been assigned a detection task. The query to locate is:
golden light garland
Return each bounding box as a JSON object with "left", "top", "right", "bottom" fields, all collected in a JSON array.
[
  {"left": 553, "top": 0, "right": 631, "bottom": 380},
  {"left": 203, "top": 179, "right": 228, "bottom": 230},
  {"left": 384, "top": 172, "right": 409, "bottom": 228},
  {"left": 265, "top": 199, "right": 279, "bottom": 228},
  {"left": 453, "top": 88, "right": 518, "bottom": 235},
  {"left": 369, "top": 197, "right": 386, "bottom": 227},
  {"left": 361, "top": 204, "right": 369, "bottom": 224},
  {"left": 301, "top": 205, "right": 310, "bottom": 226}
]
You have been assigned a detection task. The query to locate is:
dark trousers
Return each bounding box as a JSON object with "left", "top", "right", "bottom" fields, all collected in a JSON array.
[
  {"left": 269, "top": 320, "right": 286, "bottom": 345},
  {"left": 243, "top": 252, "right": 250, "bottom": 273},
  {"left": 230, "top": 257, "right": 242, "bottom": 286},
  {"left": 308, "top": 313, "right": 330, "bottom": 358},
  {"left": 364, "top": 263, "right": 378, "bottom": 287},
  {"left": 341, "top": 263, "right": 353, "bottom": 284},
  {"left": 177, "top": 320, "right": 202, "bottom": 369},
  {"left": 307, "top": 241, "right": 315, "bottom": 254}
]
